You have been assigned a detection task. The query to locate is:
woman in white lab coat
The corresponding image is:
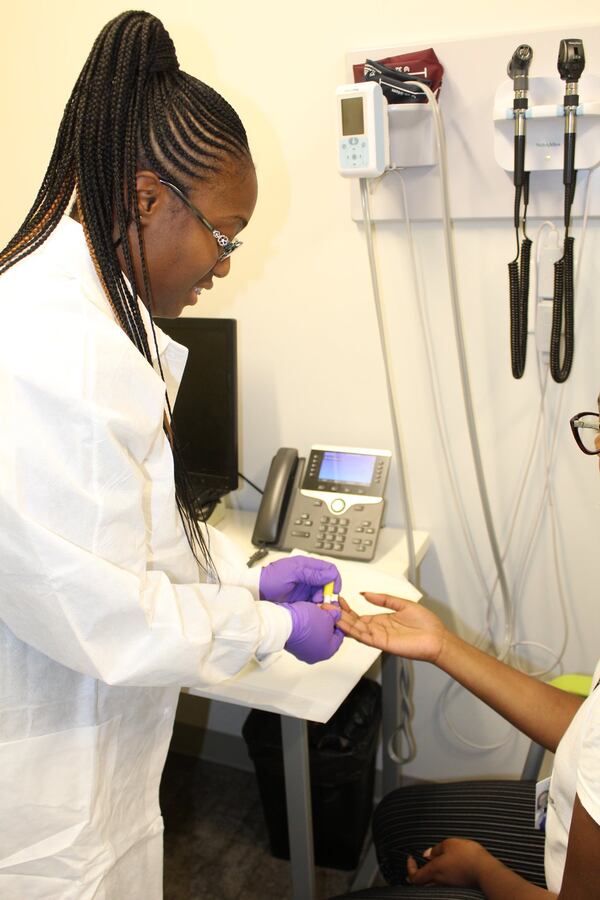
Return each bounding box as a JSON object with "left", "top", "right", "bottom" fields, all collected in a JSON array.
[{"left": 0, "top": 11, "right": 343, "bottom": 899}]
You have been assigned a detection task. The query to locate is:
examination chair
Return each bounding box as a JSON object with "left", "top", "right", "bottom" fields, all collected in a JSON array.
[{"left": 329, "top": 674, "right": 592, "bottom": 900}]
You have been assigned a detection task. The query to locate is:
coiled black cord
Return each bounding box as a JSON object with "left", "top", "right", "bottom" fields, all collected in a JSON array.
[
  {"left": 549, "top": 233, "right": 575, "bottom": 382},
  {"left": 508, "top": 175, "right": 531, "bottom": 379},
  {"left": 508, "top": 236, "right": 532, "bottom": 378},
  {"left": 549, "top": 180, "right": 576, "bottom": 383}
]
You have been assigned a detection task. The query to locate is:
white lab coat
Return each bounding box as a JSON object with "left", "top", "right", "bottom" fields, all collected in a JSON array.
[{"left": 0, "top": 217, "right": 291, "bottom": 899}]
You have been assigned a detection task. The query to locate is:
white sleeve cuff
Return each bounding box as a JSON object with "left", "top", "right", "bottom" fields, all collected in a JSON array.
[
  {"left": 237, "top": 564, "right": 262, "bottom": 601},
  {"left": 255, "top": 601, "right": 292, "bottom": 666}
]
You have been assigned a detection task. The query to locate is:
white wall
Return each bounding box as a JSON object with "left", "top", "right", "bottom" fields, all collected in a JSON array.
[{"left": 3, "top": 2, "right": 600, "bottom": 781}]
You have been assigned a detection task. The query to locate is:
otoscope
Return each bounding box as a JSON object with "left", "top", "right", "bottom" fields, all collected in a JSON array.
[
  {"left": 550, "top": 38, "right": 585, "bottom": 383},
  {"left": 507, "top": 44, "right": 533, "bottom": 379}
]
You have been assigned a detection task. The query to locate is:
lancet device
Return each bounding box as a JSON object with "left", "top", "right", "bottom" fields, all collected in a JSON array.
[{"left": 336, "top": 81, "right": 389, "bottom": 177}]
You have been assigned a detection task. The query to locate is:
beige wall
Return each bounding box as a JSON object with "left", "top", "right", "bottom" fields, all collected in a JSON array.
[{"left": 3, "top": 3, "right": 600, "bottom": 780}]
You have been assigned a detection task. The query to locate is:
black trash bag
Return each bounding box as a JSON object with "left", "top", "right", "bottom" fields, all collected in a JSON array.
[{"left": 242, "top": 678, "right": 381, "bottom": 870}]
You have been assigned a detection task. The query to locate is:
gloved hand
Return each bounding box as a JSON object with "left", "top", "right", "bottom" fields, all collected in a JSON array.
[
  {"left": 259, "top": 556, "right": 341, "bottom": 605},
  {"left": 281, "top": 601, "right": 344, "bottom": 664}
]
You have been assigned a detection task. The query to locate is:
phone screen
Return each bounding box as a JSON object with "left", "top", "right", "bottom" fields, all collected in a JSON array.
[{"left": 319, "top": 451, "right": 375, "bottom": 485}]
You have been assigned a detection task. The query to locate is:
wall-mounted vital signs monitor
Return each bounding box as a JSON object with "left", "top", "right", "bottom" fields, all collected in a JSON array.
[{"left": 336, "top": 81, "right": 389, "bottom": 177}]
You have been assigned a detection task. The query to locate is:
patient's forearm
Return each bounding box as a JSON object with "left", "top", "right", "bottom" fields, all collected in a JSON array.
[
  {"left": 437, "top": 633, "right": 583, "bottom": 751},
  {"left": 477, "top": 854, "right": 555, "bottom": 899}
]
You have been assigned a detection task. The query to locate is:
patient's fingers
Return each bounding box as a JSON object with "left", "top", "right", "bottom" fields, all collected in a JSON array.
[
  {"left": 339, "top": 620, "right": 381, "bottom": 647},
  {"left": 338, "top": 613, "right": 377, "bottom": 639},
  {"left": 361, "top": 592, "right": 412, "bottom": 612},
  {"left": 342, "top": 610, "right": 376, "bottom": 626},
  {"left": 337, "top": 597, "right": 359, "bottom": 625},
  {"left": 337, "top": 613, "right": 356, "bottom": 632}
]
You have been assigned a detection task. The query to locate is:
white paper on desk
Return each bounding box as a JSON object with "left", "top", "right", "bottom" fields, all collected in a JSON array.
[{"left": 290, "top": 548, "right": 421, "bottom": 613}]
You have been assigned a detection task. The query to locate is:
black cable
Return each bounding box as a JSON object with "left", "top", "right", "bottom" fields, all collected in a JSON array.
[
  {"left": 550, "top": 38, "right": 585, "bottom": 383},
  {"left": 550, "top": 232, "right": 575, "bottom": 383},
  {"left": 238, "top": 472, "right": 264, "bottom": 495},
  {"left": 549, "top": 176, "right": 576, "bottom": 382},
  {"left": 246, "top": 547, "right": 269, "bottom": 568},
  {"left": 508, "top": 177, "right": 531, "bottom": 379},
  {"left": 237, "top": 473, "right": 268, "bottom": 565},
  {"left": 506, "top": 45, "right": 533, "bottom": 380}
]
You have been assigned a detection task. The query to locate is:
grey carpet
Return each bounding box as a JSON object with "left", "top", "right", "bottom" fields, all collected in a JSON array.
[{"left": 160, "top": 752, "right": 358, "bottom": 899}]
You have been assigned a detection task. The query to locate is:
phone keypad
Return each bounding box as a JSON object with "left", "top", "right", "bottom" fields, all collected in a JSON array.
[{"left": 281, "top": 499, "right": 384, "bottom": 561}]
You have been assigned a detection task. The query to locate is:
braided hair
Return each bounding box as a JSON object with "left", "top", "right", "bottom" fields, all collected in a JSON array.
[{"left": 0, "top": 10, "right": 253, "bottom": 578}]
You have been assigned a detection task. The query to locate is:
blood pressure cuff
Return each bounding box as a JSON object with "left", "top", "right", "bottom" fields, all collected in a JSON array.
[{"left": 353, "top": 48, "right": 444, "bottom": 104}]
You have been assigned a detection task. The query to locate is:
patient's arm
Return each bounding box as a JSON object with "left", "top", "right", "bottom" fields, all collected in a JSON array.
[{"left": 339, "top": 593, "right": 582, "bottom": 751}]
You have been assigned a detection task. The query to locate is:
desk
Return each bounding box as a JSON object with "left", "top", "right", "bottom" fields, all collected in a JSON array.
[{"left": 187, "top": 509, "right": 429, "bottom": 899}]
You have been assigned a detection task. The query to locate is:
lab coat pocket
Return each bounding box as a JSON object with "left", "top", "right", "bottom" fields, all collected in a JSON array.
[{"left": 0, "top": 718, "right": 119, "bottom": 873}]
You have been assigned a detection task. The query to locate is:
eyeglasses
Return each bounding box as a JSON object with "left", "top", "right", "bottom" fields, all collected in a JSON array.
[
  {"left": 570, "top": 412, "right": 600, "bottom": 455},
  {"left": 158, "top": 178, "right": 242, "bottom": 262}
]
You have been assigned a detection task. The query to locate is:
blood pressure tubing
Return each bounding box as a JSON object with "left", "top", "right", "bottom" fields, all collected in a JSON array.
[{"left": 360, "top": 81, "right": 513, "bottom": 656}]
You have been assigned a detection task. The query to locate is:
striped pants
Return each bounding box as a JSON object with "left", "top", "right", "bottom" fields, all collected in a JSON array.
[{"left": 330, "top": 780, "right": 546, "bottom": 899}]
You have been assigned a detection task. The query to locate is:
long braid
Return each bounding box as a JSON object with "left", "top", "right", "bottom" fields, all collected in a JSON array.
[{"left": 0, "top": 11, "right": 252, "bottom": 578}]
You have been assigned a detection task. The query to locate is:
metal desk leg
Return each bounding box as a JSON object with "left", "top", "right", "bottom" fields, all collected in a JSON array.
[
  {"left": 381, "top": 653, "right": 402, "bottom": 796},
  {"left": 350, "top": 841, "right": 379, "bottom": 891},
  {"left": 281, "top": 715, "right": 316, "bottom": 900}
]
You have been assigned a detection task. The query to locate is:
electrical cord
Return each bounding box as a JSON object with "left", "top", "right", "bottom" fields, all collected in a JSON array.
[
  {"left": 549, "top": 199, "right": 575, "bottom": 383},
  {"left": 391, "top": 167, "right": 512, "bottom": 752},
  {"left": 507, "top": 43, "right": 533, "bottom": 380},
  {"left": 465, "top": 169, "right": 593, "bottom": 689},
  {"left": 437, "top": 178, "right": 592, "bottom": 749},
  {"left": 381, "top": 90, "right": 596, "bottom": 752},
  {"left": 508, "top": 178, "right": 533, "bottom": 379},
  {"left": 393, "top": 170, "right": 497, "bottom": 623},
  {"left": 236, "top": 472, "right": 269, "bottom": 566},
  {"left": 394, "top": 174, "right": 552, "bottom": 750},
  {"left": 359, "top": 179, "right": 418, "bottom": 588},
  {"left": 403, "top": 80, "right": 515, "bottom": 655},
  {"left": 358, "top": 78, "right": 516, "bottom": 761},
  {"left": 509, "top": 166, "right": 596, "bottom": 667},
  {"left": 550, "top": 39, "right": 585, "bottom": 383},
  {"left": 238, "top": 471, "right": 264, "bottom": 495},
  {"left": 387, "top": 660, "right": 417, "bottom": 765},
  {"left": 442, "top": 167, "right": 595, "bottom": 748},
  {"left": 359, "top": 177, "right": 419, "bottom": 765}
]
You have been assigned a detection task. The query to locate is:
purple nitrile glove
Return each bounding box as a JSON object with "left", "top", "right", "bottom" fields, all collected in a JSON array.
[
  {"left": 259, "top": 556, "right": 342, "bottom": 605},
  {"left": 280, "top": 601, "right": 344, "bottom": 664}
]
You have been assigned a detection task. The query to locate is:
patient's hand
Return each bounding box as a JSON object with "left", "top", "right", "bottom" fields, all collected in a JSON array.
[{"left": 338, "top": 593, "right": 447, "bottom": 664}]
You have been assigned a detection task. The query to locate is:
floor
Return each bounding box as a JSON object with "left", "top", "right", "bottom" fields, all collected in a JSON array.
[{"left": 160, "top": 752, "right": 365, "bottom": 899}]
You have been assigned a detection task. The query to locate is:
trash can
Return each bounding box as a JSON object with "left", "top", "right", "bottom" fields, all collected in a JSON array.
[{"left": 242, "top": 677, "right": 381, "bottom": 870}]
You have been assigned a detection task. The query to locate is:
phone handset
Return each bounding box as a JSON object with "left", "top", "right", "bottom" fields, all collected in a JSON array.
[{"left": 252, "top": 448, "right": 300, "bottom": 547}]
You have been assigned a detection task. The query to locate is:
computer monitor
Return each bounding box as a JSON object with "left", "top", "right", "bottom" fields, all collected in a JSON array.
[{"left": 155, "top": 317, "right": 238, "bottom": 506}]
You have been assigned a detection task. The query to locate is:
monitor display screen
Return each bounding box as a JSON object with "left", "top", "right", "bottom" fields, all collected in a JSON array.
[
  {"left": 155, "top": 317, "right": 238, "bottom": 502},
  {"left": 341, "top": 96, "right": 364, "bottom": 136}
]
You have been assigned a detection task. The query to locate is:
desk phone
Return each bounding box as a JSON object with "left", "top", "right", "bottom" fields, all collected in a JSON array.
[{"left": 252, "top": 445, "right": 391, "bottom": 562}]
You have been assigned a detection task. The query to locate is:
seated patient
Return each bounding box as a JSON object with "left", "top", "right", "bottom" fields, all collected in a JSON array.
[{"left": 332, "top": 401, "right": 600, "bottom": 900}]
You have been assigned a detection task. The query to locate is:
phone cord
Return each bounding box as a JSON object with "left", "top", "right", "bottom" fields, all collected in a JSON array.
[{"left": 550, "top": 182, "right": 576, "bottom": 383}]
